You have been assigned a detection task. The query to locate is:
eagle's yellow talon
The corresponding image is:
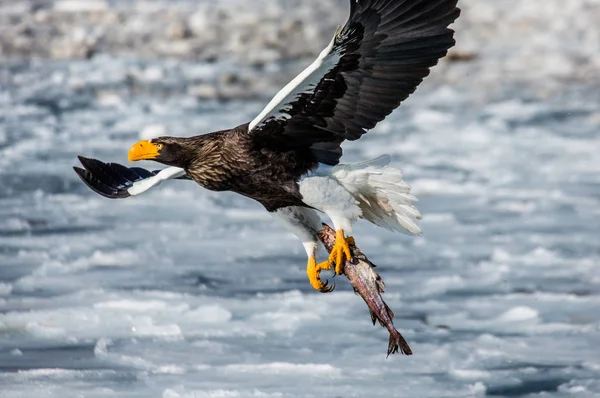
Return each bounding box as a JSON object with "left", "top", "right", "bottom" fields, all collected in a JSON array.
[
  {"left": 306, "top": 231, "right": 354, "bottom": 291},
  {"left": 329, "top": 230, "right": 354, "bottom": 275},
  {"left": 315, "top": 260, "right": 332, "bottom": 272},
  {"left": 307, "top": 256, "right": 332, "bottom": 292}
]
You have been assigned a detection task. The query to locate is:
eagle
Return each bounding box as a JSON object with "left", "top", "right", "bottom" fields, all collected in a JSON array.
[{"left": 75, "top": 0, "right": 460, "bottom": 292}]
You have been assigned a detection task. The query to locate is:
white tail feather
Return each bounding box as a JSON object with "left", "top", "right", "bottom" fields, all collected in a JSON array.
[{"left": 332, "top": 156, "right": 422, "bottom": 235}]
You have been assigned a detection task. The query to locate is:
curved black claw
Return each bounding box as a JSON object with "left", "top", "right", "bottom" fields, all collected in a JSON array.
[{"left": 319, "top": 280, "right": 335, "bottom": 293}]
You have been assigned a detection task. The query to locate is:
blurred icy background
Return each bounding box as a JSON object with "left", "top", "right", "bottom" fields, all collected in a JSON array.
[{"left": 1, "top": 0, "right": 600, "bottom": 397}]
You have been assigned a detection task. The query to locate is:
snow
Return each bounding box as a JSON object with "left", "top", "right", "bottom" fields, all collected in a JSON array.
[
  {"left": 54, "top": 1, "right": 109, "bottom": 13},
  {"left": 1, "top": 0, "right": 600, "bottom": 397}
]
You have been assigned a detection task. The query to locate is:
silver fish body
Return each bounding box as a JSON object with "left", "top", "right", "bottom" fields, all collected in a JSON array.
[{"left": 318, "top": 225, "right": 412, "bottom": 357}]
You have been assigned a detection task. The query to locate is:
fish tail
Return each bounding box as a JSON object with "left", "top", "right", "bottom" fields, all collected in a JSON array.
[{"left": 387, "top": 330, "right": 413, "bottom": 357}]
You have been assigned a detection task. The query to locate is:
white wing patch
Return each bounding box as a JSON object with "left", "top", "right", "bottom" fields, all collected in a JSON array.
[
  {"left": 331, "top": 156, "right": 422, "bottom": 235},
  {"left": 127, "top": 166, "right": 186, "bottom": 196},
  {"left": 299, "top": 157, "right": 422, "bottom": 235},
  {"left": 248, "top": 29, "right": 342, "bottom": 131}
]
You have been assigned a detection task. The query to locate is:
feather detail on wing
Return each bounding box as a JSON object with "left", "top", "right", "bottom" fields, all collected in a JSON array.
[
  {"left": 331, "top": 155, "right": 422, "bottom": 235},
  {"left": 299, "top": 156, "right": 421, "bottom": 235},
  {"left": 248, "top": 0, "right": 460, "bottom": 165}
]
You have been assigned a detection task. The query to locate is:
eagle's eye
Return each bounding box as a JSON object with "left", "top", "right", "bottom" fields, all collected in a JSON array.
[{"left": 156, "top": 143, "right": 164, "bottom": 150}]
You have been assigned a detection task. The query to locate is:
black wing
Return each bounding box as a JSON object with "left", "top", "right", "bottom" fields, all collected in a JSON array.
[
  {"left": 73, "top": 156, "right": 190, "bottom": 199},
  {"left": 248, "top": 0, "right": 460, "bottom": 165}
]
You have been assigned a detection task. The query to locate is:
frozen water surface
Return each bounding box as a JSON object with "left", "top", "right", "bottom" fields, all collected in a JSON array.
[{"left": 1, "top": 1, "right": 600, "bottom": 397}]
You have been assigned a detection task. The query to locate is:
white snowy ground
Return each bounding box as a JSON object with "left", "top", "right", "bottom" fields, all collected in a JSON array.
[{"left": 1, "top": 2, "right": 600, "bottom": 398}]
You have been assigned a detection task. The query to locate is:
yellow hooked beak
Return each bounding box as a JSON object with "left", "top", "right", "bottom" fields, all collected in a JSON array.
[{"left": 128, "top": 140, "right": 161, "bottom": 162}]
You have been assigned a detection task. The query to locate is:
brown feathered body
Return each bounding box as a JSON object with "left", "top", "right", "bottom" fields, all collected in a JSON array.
[{"left": 171, "top": 124, "right": 318, "bottom": 211}]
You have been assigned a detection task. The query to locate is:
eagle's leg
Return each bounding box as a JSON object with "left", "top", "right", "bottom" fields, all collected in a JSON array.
[
  {"left": 321, "top": 229, "right": 354, "bottom": 275},
  {"left": 269, "top": 206, "right": 333, "bottom": 292}
]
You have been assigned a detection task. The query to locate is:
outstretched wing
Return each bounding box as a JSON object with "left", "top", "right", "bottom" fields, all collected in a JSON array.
[
  {"left": 248, "top": 0, "right": 460, "bottom": 164},
  {"left": 74, "top": 156, "right": 189, "bottom": 199}
]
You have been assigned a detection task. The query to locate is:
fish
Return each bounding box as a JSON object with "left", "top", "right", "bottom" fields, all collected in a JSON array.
[{"left": 317, "top": 224, "right": 413, "bottom": 357}]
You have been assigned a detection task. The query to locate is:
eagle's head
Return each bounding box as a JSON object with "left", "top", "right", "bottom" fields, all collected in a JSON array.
[{"left": 128, "top": 136, "right": 194, "bottom": 168}]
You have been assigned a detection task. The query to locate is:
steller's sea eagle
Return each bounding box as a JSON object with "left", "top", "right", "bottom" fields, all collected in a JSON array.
[{"left": 75, "top": 0, "right": 460, "bottom": 292}]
